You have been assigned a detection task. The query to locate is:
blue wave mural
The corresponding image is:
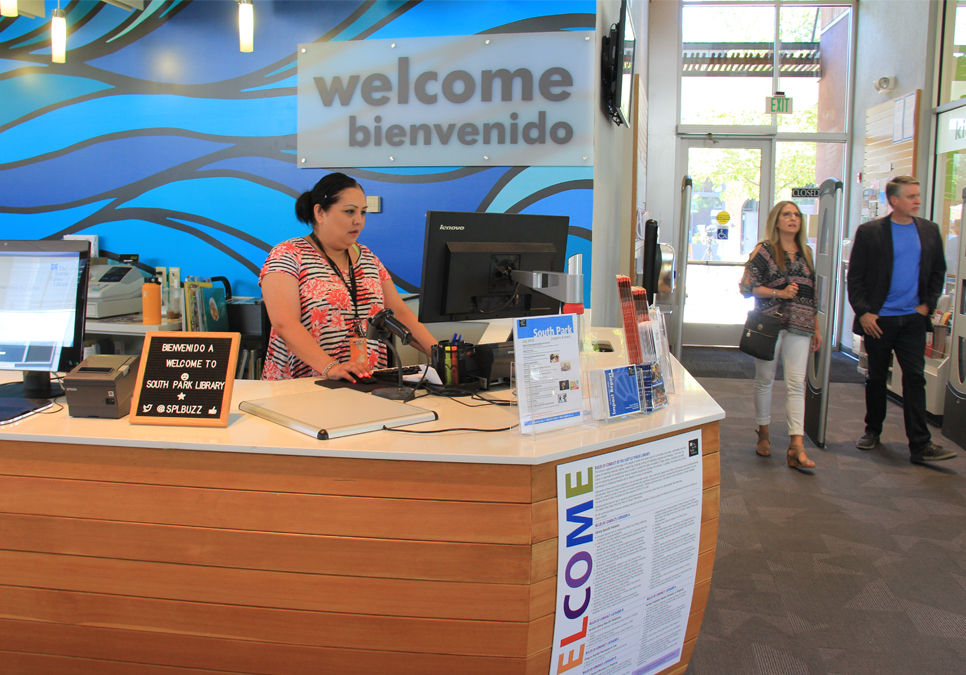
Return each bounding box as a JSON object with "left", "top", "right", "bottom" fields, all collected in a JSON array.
[{"left": 0, "top": 0, "right": 595, "bottom": 303}]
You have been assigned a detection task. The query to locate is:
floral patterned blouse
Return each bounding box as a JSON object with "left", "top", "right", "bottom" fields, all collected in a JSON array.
[
  {"left": 740, "top": 242, "right": 817, "bottom": 337},
  {"left": 259, "top": 238, "right": 391, "bottom": 380}
]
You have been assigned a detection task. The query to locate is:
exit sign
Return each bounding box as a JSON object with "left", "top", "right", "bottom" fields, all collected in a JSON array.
[{"left": 765, "top": 96, "right": 793, "bottom": 114}]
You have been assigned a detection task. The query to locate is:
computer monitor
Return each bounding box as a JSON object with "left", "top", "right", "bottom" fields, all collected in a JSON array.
[
  {"left": 0, "top": 240, "right": 92, "bottom": 399},
  {"left": 418, "top": 211, "right": 570, "bottom": 324},
  {"left": 601, "top": 0, "right": 635, "bottom": 127}
]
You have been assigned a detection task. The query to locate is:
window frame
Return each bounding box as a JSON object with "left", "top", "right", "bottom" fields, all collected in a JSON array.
[{"left": 678, "top": 0, "right": 856, "bottom": 140}]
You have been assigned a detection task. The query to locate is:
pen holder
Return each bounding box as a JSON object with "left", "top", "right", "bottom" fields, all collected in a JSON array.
[{"left": 432, "top": 341, "right": 474, "bottom": 386}]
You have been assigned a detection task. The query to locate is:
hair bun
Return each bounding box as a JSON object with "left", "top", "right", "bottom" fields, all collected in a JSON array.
[
  {"left": 296, "top": 173, "right": 364, "bottom": 227},
  {"left": 294, "top": 191, "right": 314, "bottom": 224}
]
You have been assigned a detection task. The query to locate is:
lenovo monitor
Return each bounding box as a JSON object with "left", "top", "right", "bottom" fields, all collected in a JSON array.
[{"left": 418, "top": 211, "right": 570, "bottom": 324}]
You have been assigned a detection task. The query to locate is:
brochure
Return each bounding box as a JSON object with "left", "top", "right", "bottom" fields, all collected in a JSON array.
[
  {"left": 590, "top": 364, "right": 643, "bottom": 421},
  {"left": 513, "top": 314, "right": 583, "bottom": 433},
  {"left": 641, "top": 360, "right": 669, "bottom": 412}
]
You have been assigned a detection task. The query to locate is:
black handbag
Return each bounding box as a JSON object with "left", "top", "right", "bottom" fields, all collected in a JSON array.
[
  {"left": 739, "top": 259, "right": 790, "bottom": 361},
  {"left": 739, "top": 309, "right": 783, "bottom": 360}
]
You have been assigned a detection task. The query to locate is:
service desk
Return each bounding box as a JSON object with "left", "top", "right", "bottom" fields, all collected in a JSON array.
[{"left": 0, "top": 363, "right": 724, "bottom": 675}]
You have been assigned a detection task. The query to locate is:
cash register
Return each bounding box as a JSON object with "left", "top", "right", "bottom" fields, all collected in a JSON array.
[{"left": 86, "top": 264, "right": 144, "bottom": 318}]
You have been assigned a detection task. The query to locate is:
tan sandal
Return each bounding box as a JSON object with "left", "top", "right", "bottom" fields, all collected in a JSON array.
[
  {"left": 756, "top": 426, "right": 770, "bottom": 457},
  {"left": 787, "top": 444, "right": 815, "bottom": 468}
]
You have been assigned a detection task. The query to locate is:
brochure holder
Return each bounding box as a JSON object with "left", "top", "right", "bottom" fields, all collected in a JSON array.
[
  {"left": 581, "top": 324, "right": 669, "bottom": 421},
  {"left": 616, "top": 276, "right": 676, "bottom": 395},
  {"left": 516, "top": 363, "right": 550, "bottom": 437},
  {"left": 584, "top": 359, "right": 669, "bottom": 422},
  {"left": 649, "top": 306, "right": 675, "bottom": 395},
  {"left": 516, "top": 351, "right": 587, "bottom": 437},
  {"left": 512, "top": 314, "right": 585, "bottom": 436}
]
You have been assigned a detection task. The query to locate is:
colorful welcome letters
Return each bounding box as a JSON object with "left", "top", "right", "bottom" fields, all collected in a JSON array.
[
  {"left": 554, "top": 466, "right": 595, "bottom": 673},
  {"left": 551, "top": 433, "right": 704, "bottom": 675}
]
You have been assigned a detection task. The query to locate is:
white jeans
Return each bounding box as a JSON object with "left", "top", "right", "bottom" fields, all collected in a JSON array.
[{"left": 754, "top": 330, "right": 811, "bottom": 437}]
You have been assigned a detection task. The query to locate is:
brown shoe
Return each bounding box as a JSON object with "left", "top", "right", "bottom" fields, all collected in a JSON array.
[
  {"left": 756, "top": 426, "right": 770, "bottom": 457},
  {"left": 787, "top": 444, "right": 815, "bottom": 469}
]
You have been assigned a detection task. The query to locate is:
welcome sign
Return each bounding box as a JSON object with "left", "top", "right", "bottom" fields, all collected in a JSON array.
[
  {"left": 551, "top": 432, "right": 703, "bottom": 675},
  {"left": 297, "top": 33, "right": 594, "bottom": 167}
]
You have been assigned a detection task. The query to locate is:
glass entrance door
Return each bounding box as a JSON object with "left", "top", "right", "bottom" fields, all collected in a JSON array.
[{"left": 681, "top": 138, "right": 772, "bottom": 346}]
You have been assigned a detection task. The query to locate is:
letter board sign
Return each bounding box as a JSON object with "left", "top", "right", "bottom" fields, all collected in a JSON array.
[
  {"left": 297, "top": 33, "right": 594, "bottom": 167},
  {"left": 130, "top": 332, "right": 240, "bottom": 427}
]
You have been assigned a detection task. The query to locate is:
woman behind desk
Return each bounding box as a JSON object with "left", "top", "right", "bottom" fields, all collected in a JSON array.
[{"left": 260, "top": 172, "right": 436, "bottom": 382}]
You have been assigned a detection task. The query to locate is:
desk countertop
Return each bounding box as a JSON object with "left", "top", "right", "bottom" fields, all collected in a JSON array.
[{"left": 0, "top": 359, "right": 724, "bottom": 465}]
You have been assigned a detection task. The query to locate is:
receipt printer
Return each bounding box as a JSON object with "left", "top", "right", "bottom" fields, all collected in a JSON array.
[{"left": 64, "top": 354, "right": 140, "bottom": 418}]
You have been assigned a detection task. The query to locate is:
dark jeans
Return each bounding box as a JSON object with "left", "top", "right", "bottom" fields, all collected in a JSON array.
[{"left": 863, "top": 313, "right": 930, "bottom": 452}]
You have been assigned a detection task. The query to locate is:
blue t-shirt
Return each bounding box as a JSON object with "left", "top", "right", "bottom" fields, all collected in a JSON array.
[{"left": 880, "top": 220, "right": 921, "bottom": 316}]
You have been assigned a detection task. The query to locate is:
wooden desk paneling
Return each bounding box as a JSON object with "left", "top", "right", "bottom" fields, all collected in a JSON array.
[
  {"left": 0, "top": 419, "right": 720, "bottom": 674},
  {"left": 0, "top": 440, "right": 536, "bottom": 502}
]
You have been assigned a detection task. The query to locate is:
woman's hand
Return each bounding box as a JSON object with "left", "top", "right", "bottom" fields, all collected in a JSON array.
[
  {"left": 811, "top": 331, "right": 822, "bottom": 353},
  {"left": 780, "top": 282, "right": 799, "bottom": 300},
  {"left": 325, "top": 361, "right": 372, "bottom": 382}
]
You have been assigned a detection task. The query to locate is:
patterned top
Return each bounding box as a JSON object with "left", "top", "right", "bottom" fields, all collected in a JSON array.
[
  {"left": 740, "top": 243, "right": 817, "bottom": 337},
  {"left": 259, "top": 238, "right": 392, "bottom": 380}
]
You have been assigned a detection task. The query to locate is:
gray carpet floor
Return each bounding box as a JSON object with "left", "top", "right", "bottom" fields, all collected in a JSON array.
[
  {"left": 681, "top": 347, "right": 866, "bottom": 384},
  {"left": 685, "top": 377, "right": 966, "bottom": 675}
]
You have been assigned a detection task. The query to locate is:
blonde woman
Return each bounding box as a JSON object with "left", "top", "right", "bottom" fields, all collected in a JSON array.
[{"left": 740, "top": 201, "right": 822, "bottom": 469}]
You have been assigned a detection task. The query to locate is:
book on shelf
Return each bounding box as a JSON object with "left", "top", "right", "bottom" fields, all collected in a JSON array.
[
  {"left": 183, "top": 281, "right": 212, "bottom": 331},
  {"left": 200, "top": 286, "right": 229, "bottom": 332}
]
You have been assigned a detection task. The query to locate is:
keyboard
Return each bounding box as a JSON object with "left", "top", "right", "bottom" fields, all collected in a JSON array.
[{"left": 372, "top": 365, "right": 422, "bottom": 382}]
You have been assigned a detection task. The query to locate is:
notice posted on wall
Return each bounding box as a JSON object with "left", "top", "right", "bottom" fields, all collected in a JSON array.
[
  {"left": 513, "top": 314, "right": 583, "bottom": 433},
  {"left": 550, "top": 430, "right": 704, "bottom": 675}
]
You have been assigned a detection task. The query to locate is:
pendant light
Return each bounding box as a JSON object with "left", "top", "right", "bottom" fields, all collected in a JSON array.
[
  {"left": 238, "top": 0, "right": 253, "bottom": 53},
  {"left": 51, "top": 5, "right": 66, "bottom": 63},
  {"left": 3, "top": 0, "right": 45, "bottom": 19}
]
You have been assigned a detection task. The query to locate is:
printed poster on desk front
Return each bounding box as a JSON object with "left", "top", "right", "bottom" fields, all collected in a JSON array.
[
  {"left": 513, "top": 314, "right": 583, "bottom": 433},
  {"left": 551, "top": 431, "right": 704, "bottom": 675}
]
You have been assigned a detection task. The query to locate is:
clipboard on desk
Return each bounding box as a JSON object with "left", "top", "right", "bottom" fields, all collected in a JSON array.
[{"left": 239, "top": 387, "right": 438, "bottom": 440}]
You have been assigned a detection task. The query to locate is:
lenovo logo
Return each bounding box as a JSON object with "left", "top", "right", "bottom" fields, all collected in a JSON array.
[{"left": 439, "top": 225, "right": 465, "bottom": 231}]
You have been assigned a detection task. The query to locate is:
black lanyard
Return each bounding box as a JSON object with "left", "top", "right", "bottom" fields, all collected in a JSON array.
[{"left": 310, "top": 233, "right": 359, "bottom": 325}]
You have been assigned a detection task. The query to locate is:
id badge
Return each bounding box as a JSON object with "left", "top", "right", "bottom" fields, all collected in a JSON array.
[{"left": 349, "top": 336, "right": 369, "bottom": 364}]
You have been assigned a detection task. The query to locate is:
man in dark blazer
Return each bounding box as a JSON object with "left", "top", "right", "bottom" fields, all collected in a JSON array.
[{"left": 847, "top": 175, "right": 954, "bottom": 463}]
